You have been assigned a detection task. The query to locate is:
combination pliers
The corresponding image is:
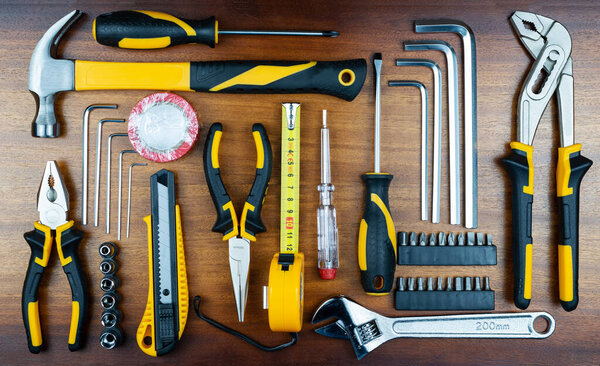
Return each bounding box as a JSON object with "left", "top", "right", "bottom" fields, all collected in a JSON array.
[
  {"left": 203, "top": 123, "right": 273, "bottom": 322},
  {"left": 22, "top": 161, "right": 87, "bottom": 352},
  {"left": 502, "top": 12, "right": 592, "bottom": 311}
]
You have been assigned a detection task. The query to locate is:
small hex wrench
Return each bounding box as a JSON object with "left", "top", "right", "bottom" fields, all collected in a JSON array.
[
  {"left": 388, "top": 81, "right": 428, "bottom": 221},
  {"left": 404, "top": 40, "right": 460, "bottom": 225},
  {"left": 395, "top": 59, "right": 442, "bottom": 223},
  {"left": 82, "top": 104, "right": 117, "bottom": 224},
  {"left": 94, "top": 119, "right": 125, "bottom": 226},
  {"left": 127, "top": 163, "right": 147, "bottom": 238},
  {"left": 415, "top": 20, "right": 478, "bottom": 229},
  {"left": 117, "top": 150, "right": 137, "bottom": 240},
  {"left": 106, "top": 133, "right": 128, "bottom": 234}
]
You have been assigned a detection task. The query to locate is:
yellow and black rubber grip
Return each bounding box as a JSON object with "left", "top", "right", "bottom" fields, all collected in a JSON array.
[
  {"left": 94, "top": 11, "right": 219, "bottom": 49},
  {"left": 22, "top": 221, "right": 87, "bottom": 353},
  {"left": 358, "top": 173, "right": 397, "bottom": 295},
  {"left": 556, "top": 144, "right": 592, "bottom": 312},
  {"left": 240, "top": 123, "right": 273, "bottom": 241},
  {"left": 501, "top": 142, "right": 534, "bottom": 310},
  {"left": 203, "top": 123, "right": 237, "bottom": 239},
  {"left": 74, "top": 59, "right": 366, "bottom": 101}
]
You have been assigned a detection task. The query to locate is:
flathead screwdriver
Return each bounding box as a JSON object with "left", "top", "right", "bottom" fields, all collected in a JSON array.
[
  {"left": 317, "top": 110, "right": 339, "bottom": 280},
  {"left": 358, "top": 53, "right": 397, "bottom": 295},
  {"left": 94, "top": 11, "right": 339, "bottom": 49}
]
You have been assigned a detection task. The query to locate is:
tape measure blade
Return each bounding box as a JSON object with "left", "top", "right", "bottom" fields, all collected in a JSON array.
[{"left": 280, "top": 103, "right": 301, "bottom": 254}]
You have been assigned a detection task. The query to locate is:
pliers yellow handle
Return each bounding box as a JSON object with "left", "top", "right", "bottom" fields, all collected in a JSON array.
[{"left": 22, "top": 220, "right": 87, "bottom": 353}]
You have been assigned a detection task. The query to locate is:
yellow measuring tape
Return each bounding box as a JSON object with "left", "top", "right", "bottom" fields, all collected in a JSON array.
[{"left": 266, "top": 103, "right": 304, "bottom": 332}]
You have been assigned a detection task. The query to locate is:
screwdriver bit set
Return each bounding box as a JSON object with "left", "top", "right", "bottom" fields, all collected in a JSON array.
[
  {"left": 397, "top": 231, "right": 496, "bottom": 265},
  {"left": 395, "top": 276, "right": 495, "bottom": 310}
]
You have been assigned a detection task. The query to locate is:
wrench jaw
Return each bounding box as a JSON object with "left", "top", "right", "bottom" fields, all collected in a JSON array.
[{"left": 311, "top": 296, "right": 392, "bottom": 360}]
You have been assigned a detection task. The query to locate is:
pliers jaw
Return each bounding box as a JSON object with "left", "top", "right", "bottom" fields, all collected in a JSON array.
[
  {"left": 37, "top": 161, "right": 68, "bottom": 229},
  {"left": 510, "top": 11, "right": 553, "bottom": 57},
  {"left": 229, "top": 237, "right": 250, "bottom": 322}
]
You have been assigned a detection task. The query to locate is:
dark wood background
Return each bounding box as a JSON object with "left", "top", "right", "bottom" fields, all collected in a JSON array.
[{"left": 1, "top": 0, "right": 599, "bottom": 364}]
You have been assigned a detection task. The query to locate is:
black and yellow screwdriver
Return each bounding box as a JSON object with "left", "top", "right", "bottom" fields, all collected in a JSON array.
[
  {"left": 358, "top": 53, "right": 397, "bottom": 295},
  {"left": 93, "top": 10, "right": 339, "bottom": 49}
]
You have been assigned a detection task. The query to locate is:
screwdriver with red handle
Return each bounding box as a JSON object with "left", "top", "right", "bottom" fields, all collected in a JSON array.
[{"left": 94, "top": 10, "right": 339, "bottom": 49}]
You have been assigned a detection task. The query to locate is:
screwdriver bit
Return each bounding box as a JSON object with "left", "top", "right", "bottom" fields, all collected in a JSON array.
[
  {"left": 427, "top": 277, "right": 434, "bottom": 291},
  {"left": 429, "top": 233, "right": 437, "bottom": 246},
  {"left": 455, "top": 277, "right": 463, "bottom": 291},
  {"left": 397, "top": 277, "right": 406, "bottom": 291},
  {"left": 446, "top": 277, "right": 453, "bottom": 291},
  {"left": 437, "top": 277, "right": 443, "bottom": 291},
  {"left": 409, "top": 232, "right": 417, "bottom": 246},
  {"left": 399, "top": 232, "right": 408, "bottom": 246},
  {"left": 467, "top": 232, "right": 475, "bottom": 246},
  {"left": 484, "top": 277, "right": 491, "bottom": 291},
  {"left": 419, "top": 233, "right": 427, "bottom": 246},
  {"left": 476, "top": 232, "right": 485, "bottom": 246},
  {"left": 447, "top": 232, "right": 456, "bottom": 246},
  {"left": 465, "top": 277, "right": 472, "bottom": 291},
  {"left": 486, "top": 233, "right": 493, "bottom": 246},
  {"left": 438, "top": 232, "right": 446, "bottom": 246},
  {"left": 474, "top": 277, "right": 482, "bottom": 291},
  {"left": 417, "top": 277, "right": 425, "bottom": 291},
  {"left": 457, "top": 233, "right": 465, "bottom": 246},
  {"left": 408, "top": 277, "right": 415, "bottom": 291}
]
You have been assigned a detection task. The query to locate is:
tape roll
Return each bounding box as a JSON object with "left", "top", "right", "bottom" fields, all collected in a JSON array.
[{"left": 128, "top": 92, "right": 199, "bottom": 163}]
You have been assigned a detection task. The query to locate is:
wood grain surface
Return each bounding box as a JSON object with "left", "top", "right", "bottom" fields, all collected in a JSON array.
[{"left": 1, "top": 0, "right": 599, "bottom": 365}]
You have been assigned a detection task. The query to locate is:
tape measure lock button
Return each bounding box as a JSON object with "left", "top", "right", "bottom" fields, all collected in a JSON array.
[{"left": 278, "top": 253, "right": 295, "bottom": 271}]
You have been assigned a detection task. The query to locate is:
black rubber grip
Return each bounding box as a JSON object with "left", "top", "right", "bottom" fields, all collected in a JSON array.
[
  {"left": 58, "top": 226, "right": 87, "bottom": 352},
  {"left": 358, "top": 173, "right": 396, "bottom": 294},
  {"left": 94, "top": 11, "right": 217, "bottom": 48},
  {"left": 501, "top": 146, "right": 533, "bottom": 310},
  {"left": 189, "top": 59, "right": 366, "bottom": 101},
  {"left": 240, "top": 123, "right": 273, "bottom": 239},
  {"left": 557, "top": 149, "right": 592, "bottom": 311},
  {"left": 203, "top": 123, "right": 236, "bottom": 236},
  {"left": 22, "top": 227, "right": 48, "bottom": 354}
]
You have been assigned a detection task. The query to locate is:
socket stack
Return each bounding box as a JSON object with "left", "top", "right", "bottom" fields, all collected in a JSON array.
[{"left": 98, "top": 242, "right": 124, "bottom": 349}]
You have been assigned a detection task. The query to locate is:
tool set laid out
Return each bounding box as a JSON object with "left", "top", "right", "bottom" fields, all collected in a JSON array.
[{"left": 19, "top": 7, "right": 590, "bottom": 361}]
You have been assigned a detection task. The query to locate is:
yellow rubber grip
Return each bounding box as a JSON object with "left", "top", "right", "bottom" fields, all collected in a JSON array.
[
  {"left": 27, "top": 301, "right": 42, "bottom": 347},
  {"left": 68, "top": 301, "right": 79, "bottom": 344},
  {"left": 75, "top": 60, "right": 192, "bottom": 91},
  {"left": 557, "top": 144, "right": 582, "bottom": 197},
  {"left": 524, "top": 243, "right": 533, "bottom": 300},
  {"left": 558, "top": 244, "right": 574, "bottom": 301},
  {"left": 510, "top": 141, "right": 534, "bottom": 195},
  {"left": 174, "top": 205, "right": 188, "bottom": 339}
]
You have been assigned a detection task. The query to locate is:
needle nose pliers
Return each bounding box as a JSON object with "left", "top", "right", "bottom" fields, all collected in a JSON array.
[
  {"left": 22, "top": 161, "right": 88, "bottom": 353},
  {"left": 502, "top": 11, "right": 592, "bottom": 311},
  {"left": 203, "top": 123, "right": 273, "bottom": 322}
]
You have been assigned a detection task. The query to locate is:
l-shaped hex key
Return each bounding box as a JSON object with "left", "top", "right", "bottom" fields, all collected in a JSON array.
[
  {"left": 388, "top": 80, "right": 428, "bottom": 221},
  {"left": 395, "top": 59, "right": 441, "bottom": 223},
  {"left": 415, "top": 20, "right": 478, "bottom": 229},
  {"left": 404, "top": 40, "right": 460, "bottom": 226}
]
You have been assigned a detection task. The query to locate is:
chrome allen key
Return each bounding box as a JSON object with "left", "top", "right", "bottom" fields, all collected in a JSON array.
[
  {"left": 395, "top": 276, "right": 494, "bottom": 310},
  {"left": 397, "top": 231, "right": 496, "bottom": 265}
]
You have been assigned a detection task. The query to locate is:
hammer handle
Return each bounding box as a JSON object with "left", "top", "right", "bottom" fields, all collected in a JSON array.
[{"left": 74, "top": 59, "right": 366, "bottom": 101}]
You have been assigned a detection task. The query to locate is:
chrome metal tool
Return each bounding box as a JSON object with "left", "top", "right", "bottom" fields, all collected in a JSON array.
[
  {"left": 312, "top": 296, "right": 555, "bottom": 360},
  {"left": 415, "top": 19, "right": 478, "bottom": 229}
]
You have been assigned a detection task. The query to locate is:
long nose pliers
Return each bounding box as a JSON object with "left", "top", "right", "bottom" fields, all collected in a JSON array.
[
  {"left": 22, "top": 161, "right": 87, "bottom": 353},
  {"left": 502, "top": 12, "right": 592, "bottom": 311}
]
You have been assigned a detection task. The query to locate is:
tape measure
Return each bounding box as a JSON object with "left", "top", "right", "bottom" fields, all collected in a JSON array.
[{"left": 266, "top": 103, "right": 304, "bottom": 332}]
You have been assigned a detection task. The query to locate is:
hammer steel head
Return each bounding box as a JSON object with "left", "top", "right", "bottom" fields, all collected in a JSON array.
[{"left": 29, "top": 10, "right": 81, "bottom": 138}]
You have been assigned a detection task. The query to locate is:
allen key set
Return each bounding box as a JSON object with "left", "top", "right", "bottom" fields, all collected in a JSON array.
[{"left": 18, "top": 7, "right": 591, "bottom": 361}]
